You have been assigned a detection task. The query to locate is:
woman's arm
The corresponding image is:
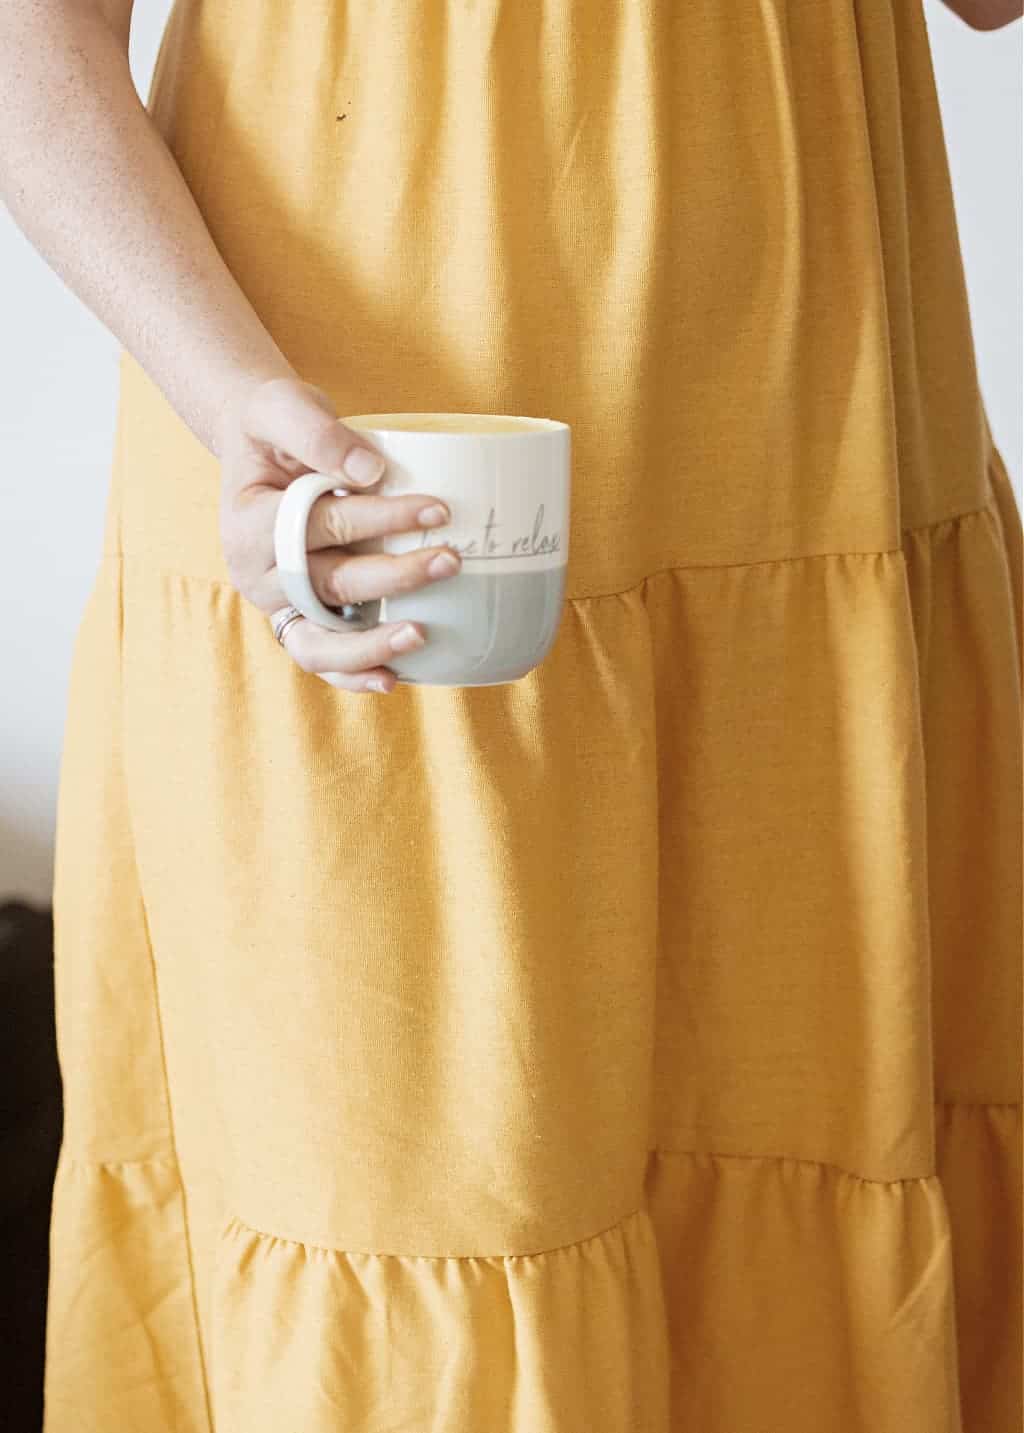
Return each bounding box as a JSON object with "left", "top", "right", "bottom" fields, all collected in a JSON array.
[
  {"left": 0, "top": 0, "right": 297, "bottom": 458},
  {"left": 937, "top": 0, "right": 1022, "bottom": 29}
]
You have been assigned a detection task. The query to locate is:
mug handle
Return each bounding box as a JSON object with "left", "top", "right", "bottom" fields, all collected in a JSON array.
[{"left": 273, "top": 471, "right": 383, "bottom": 631}]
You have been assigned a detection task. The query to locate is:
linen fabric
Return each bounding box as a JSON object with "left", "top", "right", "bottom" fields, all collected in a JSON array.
[{"left": 44, "top": 1, "right": 1022, "bottom": 1429}]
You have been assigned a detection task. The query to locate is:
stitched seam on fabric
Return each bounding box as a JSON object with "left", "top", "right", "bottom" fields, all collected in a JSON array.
[
  {"left": 901, "top": 502, "right": 993, "bottom": 537},
  {"left": 652, "top": 1147, "right": 945, "bottom": 1186},
  {"left": 221, "top": 1122, "right": 991, "bottom": 1259},
  {"left": 223, "top": 1206, "right": 646, "bottom": 1264},
  {"left": 625, "top": 548, "right": 906, "bottom": 594},
  {"left": 581, "top": 510, "right": 983, "bottom": 597},
  {"left": 935, "top": 1099, "right": 1022, "bottom": 1109},
  {"left": 58, "top": 1097, "right": 1020, "bottom": 1173},
  {"left": 109, "top": 501, "right": 994, "bottom": 602}
]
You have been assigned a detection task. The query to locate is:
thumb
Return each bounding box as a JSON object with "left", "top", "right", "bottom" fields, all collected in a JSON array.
[{"left": 242, "top": 377, "right": 387, "bottom": 487}]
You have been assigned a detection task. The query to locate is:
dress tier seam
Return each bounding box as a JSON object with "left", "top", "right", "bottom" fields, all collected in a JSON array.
[
  {"left": 59, "top": 1094, "right": 1020, "bottom": 1177},
  {"left": 209, "top": 1121, "right": 999, "bottom": 1262},
  {"left": 61, "top": 1095, "right": 1020, "bottom": 1174},
  {"left": 99, "top": 497, "right": 997, "bottom": 599},
  {"left": 933, "top": 1099, "right": 1022, "bottom": 1108},
  {"left": 218, "top": 1206, "right": 647, "bottom": 1265}
]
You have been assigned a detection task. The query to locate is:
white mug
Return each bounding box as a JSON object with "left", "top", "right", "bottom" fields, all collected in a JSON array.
[{"left": 273, "top": 413, "right": 572, "bottom": 687}]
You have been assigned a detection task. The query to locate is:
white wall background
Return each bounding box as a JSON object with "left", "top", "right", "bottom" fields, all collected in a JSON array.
[{"left": 2, "top": 1, "right": 1022, "bottom": 904}]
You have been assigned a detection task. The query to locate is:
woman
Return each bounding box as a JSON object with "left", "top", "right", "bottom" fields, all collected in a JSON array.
[{"left": 1, "top": 0, "right": 1019, "bottom": 1428}]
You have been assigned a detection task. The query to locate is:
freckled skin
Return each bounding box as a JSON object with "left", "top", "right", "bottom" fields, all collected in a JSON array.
[
  {"left": 0, "top": 0, "right": 1017, "bottom": 449},
  {"left": 0, "top": 0, "right": 1019, "bottom": 447},
  {"left": 0, "top": 0, "right": 298, "bottom": 459},
  {"left": 0, "top": 2, "right": 465, "bottom": 693},
  {"left": 0, "top": 0, "right": 1016, "bottom": 692}
]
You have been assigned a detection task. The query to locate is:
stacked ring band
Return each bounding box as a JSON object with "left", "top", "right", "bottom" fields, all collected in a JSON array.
[
  {"left": 271, "top": 601, "right": 366, "bottom": 646},
  {"left": 271, "top": 606, "right": 305, "bottom": 646}
]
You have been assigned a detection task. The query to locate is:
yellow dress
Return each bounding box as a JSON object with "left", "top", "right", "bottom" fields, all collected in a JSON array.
[{"left": 43, "top": 1, "right": 1022, "bottom": 1430}]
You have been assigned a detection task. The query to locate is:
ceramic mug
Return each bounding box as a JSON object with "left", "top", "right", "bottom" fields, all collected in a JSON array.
[{"left": 273, "top": 413, "right": 571, "bottom": 687}]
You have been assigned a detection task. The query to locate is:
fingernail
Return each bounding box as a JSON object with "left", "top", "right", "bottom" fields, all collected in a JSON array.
[
  {"left": 428, "top": 550, "right": 461, "bottom": 577},
  {"left": 389, "top": 623, "right": 424, "bottom": 653},
  {"left": 341, "top": 447, "right": 386, "bottom": 485},
  {"left": 367, "top": 676, "right": 390, "bottom": 692},
  {"left": 417, "top": 504, "right": 450, "bottom": 527}
]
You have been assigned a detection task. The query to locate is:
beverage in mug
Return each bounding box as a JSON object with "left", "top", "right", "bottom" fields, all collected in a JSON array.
[{"left": 274, "top": 413, "right": 572, "bottom": 687}]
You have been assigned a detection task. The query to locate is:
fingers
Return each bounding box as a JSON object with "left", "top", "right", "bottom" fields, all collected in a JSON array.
[
  {"left": 221, "top": 484, "right": 453, "bottom": 605},
  {"left": 220, "top": 483, "right": 281, "bottom": 587},
  {"left": 305, "top": 489, "right": 451, "bottom": 552},
  {"left": 218, "top": 375, "right": 463, "bottom": 689},
  {"left": 236, "top": 378, "right": 388, "bottom": 489},
  {"left": 305, "top": 542, "right": 462, "bottom": 610},
  {"left": 274, "top": 609, "right": 430, "bottom": 694},
  {"left": 219, "top": 370, "right": 456, "bottom": 610},
  {"left": 243, "top": 525, "right": 462, "bottom": 616}
]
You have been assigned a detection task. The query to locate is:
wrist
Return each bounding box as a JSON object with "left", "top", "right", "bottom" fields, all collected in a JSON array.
[{"left": 210, "top": 356, "right": 301, "bottom": 461}]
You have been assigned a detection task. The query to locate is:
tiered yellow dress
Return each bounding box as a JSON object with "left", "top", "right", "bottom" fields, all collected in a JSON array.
[{"left": 43, "top": 1, "right": 1021, "bottom": 1430}]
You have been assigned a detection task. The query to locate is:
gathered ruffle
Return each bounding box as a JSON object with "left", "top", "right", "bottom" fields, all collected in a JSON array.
[
  {"left": 45, "top": 1098, "right": 1020, "bottom": 1433},
  {"left": 933, "top": 1100, "right": 1023, "bottom": 1433},
  {"left": 45, "top": 448, "right": 1021, "bottom": 1432}
]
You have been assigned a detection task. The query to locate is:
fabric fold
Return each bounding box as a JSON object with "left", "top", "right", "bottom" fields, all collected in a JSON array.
[{"left": 44, "top": 1110, "right": 1021, "bottom": 1433}]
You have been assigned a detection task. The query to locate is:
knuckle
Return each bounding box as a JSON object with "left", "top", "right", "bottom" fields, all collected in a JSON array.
[
  {"left": 310, "top": 554, "right": 343, "bottom": 604},
  {"left": 326, "top": 560, "right": 354, "bottom": 603},
  {"left": 306, "top": 416, "right": 346, "bottom": 475},
  {"left": 325, "top": 500, "right": 356, "bottom": 548}
]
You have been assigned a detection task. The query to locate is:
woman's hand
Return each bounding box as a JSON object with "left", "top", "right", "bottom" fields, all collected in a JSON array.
[
  {"left": 217, "top": 375, "right": 463, "bottom": 695},
  {"left": 938, "top": 0, "right": 1022, "bottom": 29}
]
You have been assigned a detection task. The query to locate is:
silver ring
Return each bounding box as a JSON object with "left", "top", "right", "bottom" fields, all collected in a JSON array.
[
  {"left": 271, "top": 605, "right": 305, "bottom": 646},
  {"left": 271, "top": 601, "right": 365, "bottom": 646}
]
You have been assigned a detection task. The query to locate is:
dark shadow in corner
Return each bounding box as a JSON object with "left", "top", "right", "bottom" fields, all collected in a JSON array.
[{"left": 0, "top": 898, "right": 62, "bottom": 1433}]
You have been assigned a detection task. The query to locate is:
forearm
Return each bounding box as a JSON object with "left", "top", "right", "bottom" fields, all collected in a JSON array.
[
  {"left": 0, "top": 0, "right": 297, "bottom": 459},
  {"left": 938, "top": 0, "right": 1022, "bottom": 30}
]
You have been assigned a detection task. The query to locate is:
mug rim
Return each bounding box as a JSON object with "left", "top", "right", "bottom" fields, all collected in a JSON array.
[{"left": 342, "top": 412, "right": 569, "bottom": 436}]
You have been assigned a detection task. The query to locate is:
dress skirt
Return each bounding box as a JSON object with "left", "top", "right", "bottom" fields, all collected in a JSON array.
[{"left": 43, "top": 1, "right": 1022, "bottom": 1429}]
